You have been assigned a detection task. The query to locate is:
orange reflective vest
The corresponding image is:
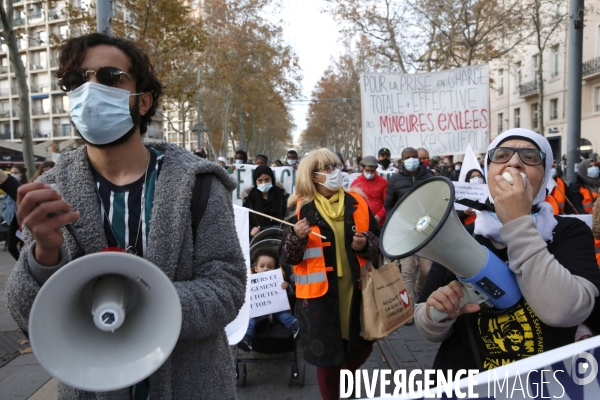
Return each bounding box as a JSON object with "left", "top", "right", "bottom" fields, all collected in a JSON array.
[
  {"left": 294, "top": 192, "right": 370, "bottom": 299},
  {"left": 580, "top": 187, "right": 598, "bottom": 214},
  {"left": 595, "top": 239, "right": 600, "bottom": 267},
  {"left": 545, "top": 194, "right": 559, "bottom": 215},
  {"left": 552, "top": 178, "right": 566, "bottom": 214}
]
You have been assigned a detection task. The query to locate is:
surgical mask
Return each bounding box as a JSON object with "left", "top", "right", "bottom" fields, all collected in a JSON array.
[
  {"left": 470, "top": 177, "right": 484, "bottom": 184},
  {"left": 404, "top": 158, "right": 419, "bottom": 171},
  {"left": 588, "top": 166, "right": 599, "bottom": 179},
  {"left": 423, "top": 159, "right": 429, "bottom": 168},
  {"left": 257, "top": 183, "right": 273, "bottom": 193},
  {"left": 364, "top": 171, "right": 374, "bottom": 180},
  {"left": 235, "top": 159, "right": 244, "bottom": 164},
  {"left": 316, "top": 169, "right": 343, "bottom": 191},
  {"left": 455, "top": 165, "right": 461, "bottom": 171},
  {"left": 287, "top": 159, "right": 297, "bottom": 166},
  {"left": 550, "top": 168, "right": 557, "bottom": 178},
  {"left": 11, "top": 174, "right": 20, "bottom": 181},
  {"left": 68, "top": 82, "right": 141, "bottom": 145}
]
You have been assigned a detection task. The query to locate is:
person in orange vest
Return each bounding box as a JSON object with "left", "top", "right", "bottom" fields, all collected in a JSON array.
[
  {"left": 566, "top": 158, "right": 599, "bottom": 214},
  {"left": 547, "top": 163, "right": 566, "bottom": 215},
  {"left": 458, "top": 169, "right": 486, "bottom": 225},
  {"left": 281, "top": 148, "right": 380, "bottom": 400}
]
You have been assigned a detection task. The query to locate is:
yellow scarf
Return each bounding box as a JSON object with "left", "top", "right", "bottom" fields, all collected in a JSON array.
[{"left": 314, "top": 189, "right": 346, "bottom": 277}]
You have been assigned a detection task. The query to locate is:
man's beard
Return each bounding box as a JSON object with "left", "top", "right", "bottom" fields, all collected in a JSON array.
[{"left": 73, "top": 97, "right": 141, "bottom": 149}]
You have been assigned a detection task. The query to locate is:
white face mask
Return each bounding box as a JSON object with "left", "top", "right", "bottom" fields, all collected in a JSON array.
[
  {"left": 455, "top": 165, "right": 461, "bottom": 171},
  {"left": 68, "top": 82, "right": 142, "bottom": 145},
  {"left": 403, "top": 158, "right": 419, "bottom": 171},
  {"left": 363, "top": 171, "right": 374, "bottom": 180},
  {"left": 257, "top": 182, "right": 273, "bottom": 193},
  {"left": 287, "top": 159, "right": 297, "bottom": 166},
  {"left": 235, "top": 159, "right": 244, "bottom": 164},
  {"left": 470, "top": 176, "right": 484, "bottom": 184},
  {"left": 316, "top": 169, "right": 343, "bottom": 191},
  {"left": 11, "top": 174, "right": 20, "bottom": 181}
]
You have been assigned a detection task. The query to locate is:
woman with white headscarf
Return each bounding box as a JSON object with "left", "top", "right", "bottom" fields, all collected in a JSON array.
[{"left": 414, "top": 128, "right": 600, "bottom": 372}]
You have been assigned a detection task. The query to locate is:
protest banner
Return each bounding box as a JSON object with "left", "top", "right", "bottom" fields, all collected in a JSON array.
[
  {"left": 249, "top": 269, "right": 290, "bottom": 319},
  {"left": 225, "top": 205, "right": 251, "bottom": 345},
  {"left": 452, "top": 181, "right": 490, "bottom": 211},
  {"left": 360, "top": 66, "right": 490, "bottom": 158}
]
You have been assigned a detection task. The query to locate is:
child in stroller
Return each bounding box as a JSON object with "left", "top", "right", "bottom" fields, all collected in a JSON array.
[{"left": 238, "top": 247, "right": 299, "bottom": 352}]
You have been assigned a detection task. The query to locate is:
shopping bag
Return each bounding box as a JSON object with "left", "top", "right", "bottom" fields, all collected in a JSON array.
[{"left": 360, "top": 258, "right": 414, "bottom": 340}]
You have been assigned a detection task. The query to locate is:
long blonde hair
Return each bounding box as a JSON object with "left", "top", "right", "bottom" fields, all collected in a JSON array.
[{"left": 288, "top": 148, "right": 342, "bottom": 209}]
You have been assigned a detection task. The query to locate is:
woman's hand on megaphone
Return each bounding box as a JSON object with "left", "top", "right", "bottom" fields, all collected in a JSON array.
[
  {"left": 492, "top": 167, "right": 534, "bottom": 225},
  {"left": 16, "top": 182, "right": 80, "bottom": 266},
  {"left": 425, "top": 280, "right": 481, "bottom": 321}
]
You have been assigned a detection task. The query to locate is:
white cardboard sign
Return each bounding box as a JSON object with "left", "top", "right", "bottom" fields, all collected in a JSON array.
[
  {"left": 452, "top": 182, "right": 490, "bottom": 211},
  {"left": 249, "top": 269, "right": 290, "bottom": 318},
  {"left": 360, "top": 66, "right": 490, "bottom": 158}
]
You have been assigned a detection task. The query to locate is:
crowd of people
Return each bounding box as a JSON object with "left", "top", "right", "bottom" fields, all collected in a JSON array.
[{"left": 2, "top": 31, "right": 600, "bottom": 400}]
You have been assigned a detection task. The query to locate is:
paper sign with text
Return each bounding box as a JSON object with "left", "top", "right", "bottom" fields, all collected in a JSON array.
[
  {"left": 249, "top": 269, "right": 290, "bottom": 318},
  {"left": 360, "top": 65, "right": 490, "bottom": 158},
  {"left": 452, "top": 181, "right": 490, "bottom": 211}
]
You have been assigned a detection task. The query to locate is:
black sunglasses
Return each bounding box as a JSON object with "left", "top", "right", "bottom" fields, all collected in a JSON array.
[
  {"left": 488, "top": 147, "right": 546, "bottom": 166},
  {"left": 59, "top": 66, "right": 132, "bottom": 91}
]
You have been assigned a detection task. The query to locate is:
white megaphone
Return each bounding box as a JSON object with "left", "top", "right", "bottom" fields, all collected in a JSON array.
[
  {"left": 29, "top": 252, "right": 182, "bottom": 392},
  {"left": 380, "top": 177, "right": 522, "bottom": 322}
]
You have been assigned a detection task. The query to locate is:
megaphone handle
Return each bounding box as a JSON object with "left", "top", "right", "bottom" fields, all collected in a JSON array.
[{"left": 429, "top": 282, "right": 488, "bottom": 323}]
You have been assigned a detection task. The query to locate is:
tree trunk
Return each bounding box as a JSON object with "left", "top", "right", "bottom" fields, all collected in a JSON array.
[{"left": 0, "top": 2, "right": 36, "bottom": 179}]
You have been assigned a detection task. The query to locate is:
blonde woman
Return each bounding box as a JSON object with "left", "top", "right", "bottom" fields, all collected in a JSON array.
[{"left": 281, "top": 148, "right": 380, "bottom": 400}]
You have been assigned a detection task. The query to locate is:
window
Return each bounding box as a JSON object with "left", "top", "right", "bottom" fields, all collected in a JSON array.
[
  {"left": 532, "top": 55, "right": 540, "bottom": 88},
  {"left": 515, "top": 62, "right": 522, "bottom": 89},
  {"left": 597, "top": 25, "right": 600, "bottom": 57},
  {"left": 550, "top": 98, "right": 558, "bottom": 120},
  {"left": 498, "top": 69, "right": 504, "bottom": 96},
  {"left": 514, "top": 108, "right": 521, "bottom": 128},
  {"left": 594, "top": 87, "right": 600, "bottom": 112},
  {"left": 552, "top": 45, "right": 559, "bottom": 77},
  {"left": 498, "top": 113, "right": 504, "bottom": 134},
  {"left": 532, "top": 103, "right": 539, "bottom": 128}
]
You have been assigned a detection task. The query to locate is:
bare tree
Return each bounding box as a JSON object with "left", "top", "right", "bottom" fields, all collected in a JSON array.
[
  {"left": 525, "top": 0, "right": 568, "bottom": 136},
  {"left": 0, "top": 1, "right": 35, "bottom": 178}
]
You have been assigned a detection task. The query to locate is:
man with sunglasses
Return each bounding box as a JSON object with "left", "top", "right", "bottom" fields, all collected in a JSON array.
[{"left": 6, "top": 33, "right": 246, "bottom": 399}]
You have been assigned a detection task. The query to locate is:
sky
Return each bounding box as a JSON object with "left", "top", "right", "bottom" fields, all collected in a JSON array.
[{"left": 280, "top": 0, "right": 345, "bottom": 145}]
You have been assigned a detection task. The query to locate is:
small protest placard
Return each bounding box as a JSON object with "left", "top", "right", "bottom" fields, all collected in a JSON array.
[
  {"left": 452, "top": 181, "right": 490, "bottom": 211},
  {"left": 249, "top": 269, "right": 290, "bottom": 319}
]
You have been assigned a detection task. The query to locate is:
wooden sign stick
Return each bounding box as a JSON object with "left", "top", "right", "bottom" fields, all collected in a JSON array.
[{"left": 245, "top": 208, "right": 327, "bottom": 240}]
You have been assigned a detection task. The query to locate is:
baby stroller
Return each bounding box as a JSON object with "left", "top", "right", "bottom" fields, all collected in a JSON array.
[{"left": 235, "top": 227, "right": 305, "bottom": 387}]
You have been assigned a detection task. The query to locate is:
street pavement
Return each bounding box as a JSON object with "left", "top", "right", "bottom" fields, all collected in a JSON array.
[{"left": 0, "top": 246, "right": 441, "bottom": 400}]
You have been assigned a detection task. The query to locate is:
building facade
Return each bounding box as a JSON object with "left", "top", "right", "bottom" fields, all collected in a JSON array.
[{"left": 489, "top": 1, "right": 600, "bottom": 163}]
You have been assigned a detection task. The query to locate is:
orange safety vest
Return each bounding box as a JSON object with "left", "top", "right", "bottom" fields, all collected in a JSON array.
[
  {"left": 552, "top": 178, "right": 566, "bottom": 214},
  {"left": 294, "top": 192, "right": 370, "bottom": 299},
  {"left": 545, "top": 194, "right": 559, "bottom": 215},
  {"left": 580, "top": 186, "right": 598, "bottom": 214},
  {"left": 595, "top": 239, "right": 600, "bottom": 267}
]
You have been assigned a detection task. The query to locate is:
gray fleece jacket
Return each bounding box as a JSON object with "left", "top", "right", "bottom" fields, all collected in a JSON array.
[{"left": 5, "top": 142, "right": 247, "bottom": 399}]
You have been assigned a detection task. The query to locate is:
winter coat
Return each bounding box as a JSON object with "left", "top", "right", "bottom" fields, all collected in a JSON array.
[
  {"left": 384, "top": 164, "right": 434, "bottom": 213},
  {"left": 241, "top": 182, "right": 289, "bottom": 233},
  {"left": 350, "top": 172, "right": 387, "bottom": 226},
  {"left": 567, "top": 180, "right": 598, "bottom": 215},
  {"left": 280, "top": 192, "right": 380, "bottom": 367},
  {"left": 5, "top": 142, "right": 247, "bottom": 400}
]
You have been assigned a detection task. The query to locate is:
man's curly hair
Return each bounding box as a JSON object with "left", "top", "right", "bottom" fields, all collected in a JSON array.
[{"left": 55, "top": 33, "right": 163, "bottom": 135}]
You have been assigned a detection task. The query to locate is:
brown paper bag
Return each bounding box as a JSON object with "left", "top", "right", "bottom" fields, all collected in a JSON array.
[{"left": 360, "top": 259, "right": 414, "bottom": 340}]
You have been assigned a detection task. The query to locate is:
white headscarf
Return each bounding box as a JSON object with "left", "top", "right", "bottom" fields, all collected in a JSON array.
[{"left": 475, "top": 128, "right": 557, "bottom": 243}]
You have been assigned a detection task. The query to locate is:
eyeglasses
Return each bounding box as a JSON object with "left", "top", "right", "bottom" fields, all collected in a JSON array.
[
  {"left": 488, "top": 147, "right": 546, "bottom": 166},
  {"left": 59, "top": 67, "right": 132, "bottom": 91},
  {"left": 314, "top": 163, "right": 343, "bottom": 173}
]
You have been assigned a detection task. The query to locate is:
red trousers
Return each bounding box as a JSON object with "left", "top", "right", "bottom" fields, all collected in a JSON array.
[{"left": 316, "top": 344, "right": 373, "bottom": 400}]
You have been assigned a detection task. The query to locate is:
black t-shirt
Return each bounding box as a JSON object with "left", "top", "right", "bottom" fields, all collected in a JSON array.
[{"left": 418, "top": 216, "right": 600, "bottom": 371}]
